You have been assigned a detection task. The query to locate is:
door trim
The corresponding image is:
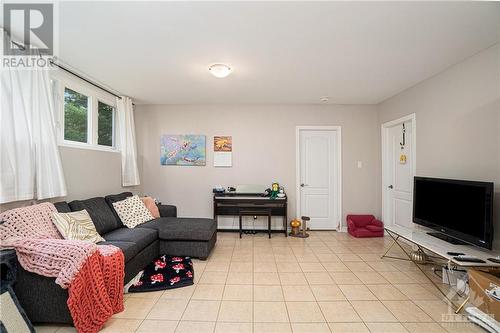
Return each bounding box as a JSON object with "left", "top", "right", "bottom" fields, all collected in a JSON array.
[
  {"left": 295, "top": 126, "right": 342, "bottom": 231},
  {"left": 381, "top": 113, "right": 417, "bottom": 228}
]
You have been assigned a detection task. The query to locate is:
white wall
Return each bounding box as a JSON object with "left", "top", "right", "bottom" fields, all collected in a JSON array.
[
  {"left": 0, "top": 146, "right": 141, "bottom": 212},
  {"left": 58, "top": 146, "right": 142, "bottom": 201},
  {"left": 135, "top": 104, "right": 380, "bottom": 229},
  {"left": 378, "top": 44, "right": 500, "bottom": 248}
]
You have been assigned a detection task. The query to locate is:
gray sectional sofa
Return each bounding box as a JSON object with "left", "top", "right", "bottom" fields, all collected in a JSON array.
[{"left": 13, "top": 192, "right": 217, "bottom": 324}]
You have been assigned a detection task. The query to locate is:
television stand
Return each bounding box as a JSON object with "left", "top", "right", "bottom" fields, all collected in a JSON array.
[
  {"left": 382, "top": 225, "right": 500, "bottom": 314},
  {"left": 427, "top": 232, "right": 468, "bottom": 245}
]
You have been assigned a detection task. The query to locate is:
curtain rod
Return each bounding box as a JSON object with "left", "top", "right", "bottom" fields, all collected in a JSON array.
[
  {"left": 49, "top": 61, "right": 122, "bottom": 99},
  {"left": 2, "top": 29, "right": 127, "bottom": 102}
]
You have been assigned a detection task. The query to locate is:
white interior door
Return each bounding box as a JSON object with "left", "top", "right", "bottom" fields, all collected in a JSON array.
[
  {"left": 298, "top": 128, "right": 340, "bottom": 230},
  {"left": 383, "top": 117, "right": 415, "bottom": 228}
]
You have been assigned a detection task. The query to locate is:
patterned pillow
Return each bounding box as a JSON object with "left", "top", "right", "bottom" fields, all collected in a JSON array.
[
  {"left": 140, "top": 196, "right": 160, "bottom": 218},
  {"left": 52, "top": 210, "right": 105, "bottom": 243},
  {"left": 112, "top": 195, "right": 154, "bottom": 228}
]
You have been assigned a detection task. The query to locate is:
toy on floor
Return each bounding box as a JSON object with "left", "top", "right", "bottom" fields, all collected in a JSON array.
[
  {"left": 290, "top": 216, "right": 310, "bottom": 238},
  {"left": 289, "top": 218, "right": 301, "bottom": 236}
]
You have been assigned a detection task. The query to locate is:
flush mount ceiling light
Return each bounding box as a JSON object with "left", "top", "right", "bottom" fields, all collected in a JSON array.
[
  {"left": 320, "top": 96, "right": 329, "bottom": 103},
  {"left": 208, "top": 63, "right": 232, "bottom": 78}
]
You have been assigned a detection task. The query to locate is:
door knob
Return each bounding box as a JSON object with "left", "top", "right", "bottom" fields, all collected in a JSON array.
[
  {"left": 300, "top": 183, "right": 309, "bottom": 187},
  {"left": 388, "top": 185, "right": 394, "bottom": 189}
]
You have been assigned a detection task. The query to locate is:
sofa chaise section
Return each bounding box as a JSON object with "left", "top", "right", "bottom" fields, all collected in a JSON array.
[
  {"left": 15, "top": 197, "right": 161, "bottom": 324},
  {"left": 13, "top": 192, "right": 217, "bottom": 324},
  {"left": 138, "top": 217, "right": 217, "bottom": 260}
]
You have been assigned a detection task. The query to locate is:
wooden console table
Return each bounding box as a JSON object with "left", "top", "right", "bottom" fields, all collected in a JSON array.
[{"left": 213, "top": 193, "right": 287, "bottom": 237}]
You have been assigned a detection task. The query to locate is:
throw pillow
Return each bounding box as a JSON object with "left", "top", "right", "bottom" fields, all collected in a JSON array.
[
  {"left": 52, "top": 210, "right": 105, "bottom": 243},
  {"left": 112, "top": 195, "right": 154, "bottom": 228},
  {"left": 140, "top": 196, "right": 160, "bottom": 218}
]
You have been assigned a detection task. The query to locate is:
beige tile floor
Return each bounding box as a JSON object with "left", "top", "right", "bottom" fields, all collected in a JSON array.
[{"left": 36, "top": 231, "right": 484, "bottom": 333}]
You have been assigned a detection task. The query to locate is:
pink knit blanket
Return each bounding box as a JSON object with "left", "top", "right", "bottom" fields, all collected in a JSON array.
[
  {"left": 0, "top": 203, "right": 97, "bottom": 287},
  {"left": 0, "top": 202, "right": 124, "bottom": 332}
]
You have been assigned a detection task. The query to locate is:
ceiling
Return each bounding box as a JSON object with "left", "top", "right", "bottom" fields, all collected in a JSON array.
[{"left": 57, "top": 1, "right": 500, "bottom": 105}]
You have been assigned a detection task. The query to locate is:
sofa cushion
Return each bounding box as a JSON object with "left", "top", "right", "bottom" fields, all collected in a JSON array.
[
  {"left": 97, "top": 240, "right": 138, "bottom": 262},
  {"left": 68, "top": 197, "right": 119, "bottom": 234},
  {"left": 54, "top": 201, "right": 71, "bottom": 213},
  {"left": 346, "top": 215, "right": 375, "bottom": 227},
  {"left": 104, "top": 192, "right": 133, "bottom": 227},
  {"left": 157, "top": 204, "right": 177, "bottom": 218},
  {"left": 136, "top": 218, "right": 165, "bottom": 232},
  {"left": 349, "top": 226, "right": 384, "bottom": 238},
  {"left": 102, "top": 227, "right": 157, "bottom": 250},
  {"left": 365, "top": 224, "right": 384, "bottom": 232},
  {"left": 138, "top": 217, "right": 216, "bottom": 241}
]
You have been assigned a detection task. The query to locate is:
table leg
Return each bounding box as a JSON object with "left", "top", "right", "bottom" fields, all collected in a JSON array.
[
  {"left": 268, "top": 213, "right": 271, "bottom": 239},
  {"left": 239, "top": 214, "right": 242, "bottom": 239},
  {"left": 455, "top": 295, "right": 469, "bottom": 314},
  {"left": 380, "top": 235, "right": 399, "bottom": 259},
  {"left": 386, "top": 230, "right": 459, "bottom": 310},
  {"left": 284, "top": 210, "right": 288, "bottom": 237},
  {"left": 213, "top": 201, "right": 217, "bottom": 228}
]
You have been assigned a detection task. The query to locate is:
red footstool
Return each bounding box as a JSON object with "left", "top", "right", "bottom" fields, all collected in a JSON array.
[{"left": 347, "top": 215, "right": 384, "bottom": 238}]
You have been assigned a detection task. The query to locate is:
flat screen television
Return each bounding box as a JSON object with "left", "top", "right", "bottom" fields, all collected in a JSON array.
[{"left": 413, "top": 177, "right": 494, "bottom": 250}]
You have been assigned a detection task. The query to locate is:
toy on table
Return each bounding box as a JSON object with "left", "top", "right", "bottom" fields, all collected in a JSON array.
[
  {"left": 270, "top": 182, "right": 279, "bottom": 199},
  {"left": 277, "top": 186, "right": 285, "bottom": 198}
]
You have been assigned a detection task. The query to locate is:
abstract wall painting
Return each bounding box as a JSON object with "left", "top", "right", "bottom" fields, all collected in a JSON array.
[
  {"left": 160, "top": 135, "right": 206, "bottom": 166},
  {"left": 214, "top": 136, "right": 232, "bottom": 152}
]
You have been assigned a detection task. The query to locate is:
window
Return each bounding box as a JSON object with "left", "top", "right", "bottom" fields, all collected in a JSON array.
[
  {"left": 57, "top": 77, "right": 118, "bottom": 152},
  {"left": 97, "top": 101, "right": 114, "bottom": 147},
  {"left": 64, "top": 88, "right": 89, "bottom": 143}
]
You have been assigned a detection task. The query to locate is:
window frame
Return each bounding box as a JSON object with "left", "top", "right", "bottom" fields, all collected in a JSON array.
[
  {"left": 53, "top": 71, "right": 119, "bottom": 153},
  {"left": 96, "top": 99, "right": 116, "bottom": 148},
  {"left": 62, "top": 85, "right": 91, "bottom": 145}
]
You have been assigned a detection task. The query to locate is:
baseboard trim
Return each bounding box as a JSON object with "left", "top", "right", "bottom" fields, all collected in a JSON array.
[{"left": 217, "top": 228, "right": 285, "bottom": 233}]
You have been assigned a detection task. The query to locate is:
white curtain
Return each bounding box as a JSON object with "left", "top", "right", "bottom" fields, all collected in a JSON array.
[
  {"left": 31, "top": 60, "right": 67, "bottom": 199},
  {"left": 0, "top": 32, "right": 67, "bottom": 203},
  {"left": 1, "top": 56, "right": 35, "bottom": 203},
  {"left": 116, "top": 96, "right": 140, "bottom": 186}
]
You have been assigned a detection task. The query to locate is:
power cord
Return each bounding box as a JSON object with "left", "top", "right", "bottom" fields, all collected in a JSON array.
[
  {"left": 432, "top": 266, "right": 443, "bottom": 279},
  {"left": 432, "top": 265, "right": 469, "bottom": 298}
]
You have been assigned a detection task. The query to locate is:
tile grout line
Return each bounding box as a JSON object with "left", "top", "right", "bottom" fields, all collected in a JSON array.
[
  {"left": 323, "top": 237, "right": 398, "bottom": 331},
  {"left": 132, "top": 287, "right": 165, "bottom": 332},
  {"left": 175, "top": 259, "right": 205, "bottom": 332},
  {"left": 300, "top": 239, "right": 332, "bottom": 332},
  {"left": 103, "top": 232, "right": 466, "bottom": 333},
  {"left": 210, "top": 241, "right": 236, "bottom": 332}
]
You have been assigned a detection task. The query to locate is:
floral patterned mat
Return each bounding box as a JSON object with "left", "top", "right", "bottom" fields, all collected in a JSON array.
[{"left": 126, "top": 255, "right": 194, "bottom": 292}]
